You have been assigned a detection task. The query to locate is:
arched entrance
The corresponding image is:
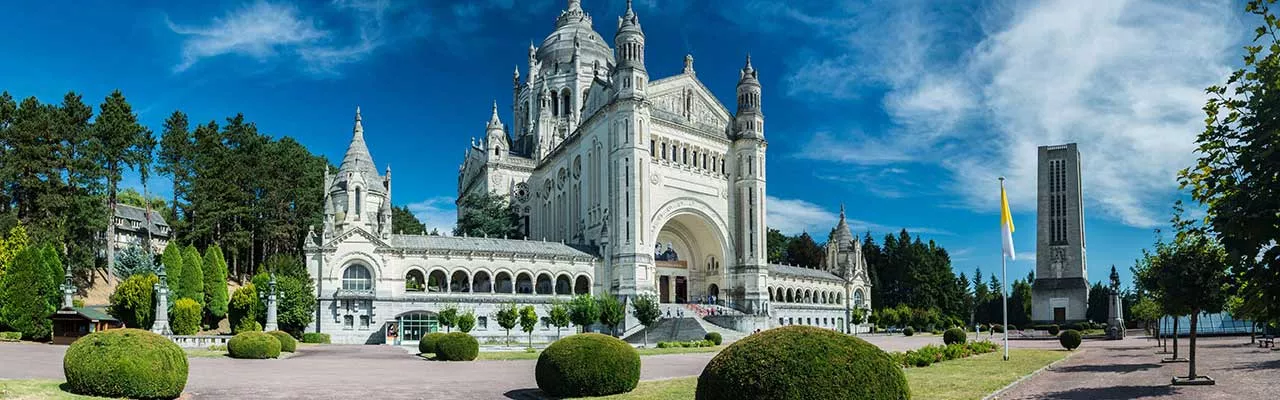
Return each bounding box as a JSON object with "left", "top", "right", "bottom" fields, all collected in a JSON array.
[{"left": 651, "top": 205, "right": 729, "bottom": 305}]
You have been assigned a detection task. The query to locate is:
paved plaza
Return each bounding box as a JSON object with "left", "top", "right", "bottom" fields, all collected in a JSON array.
[{"left": 0, "top": 333, "right": 1275, "bottom": 399}]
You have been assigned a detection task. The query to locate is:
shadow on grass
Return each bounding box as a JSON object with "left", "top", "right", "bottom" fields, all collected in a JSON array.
[
  {"left": 504, "top": 388, "right": 551, "bottom": 399},
  {"left": 1052, "top": 362, "right": 1162, "bottom": 374},
  {"left": 1035, "top": 385, "right": 1177, "bottom": 399}
]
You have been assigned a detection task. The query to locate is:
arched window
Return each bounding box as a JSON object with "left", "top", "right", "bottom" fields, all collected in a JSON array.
[
  {"left": 854, "top": 289, "right": 865, "bottom": 309},
  {"left": 785, "top": 288, "right": 793, "bottom": 303},
  {"left": 450, "top": 270, "right": 470, "bottom": 293},
  {"left": 427, "top": 270, "right": 447, "bottom": 292},
  {"left": 536, "top": 273, "right": 553, "bottom": 295},
  {"left": 574, "top": 276, "right": 590, "bottom": 295},
  {"left": 550, "top": 91, "right": 559, "bottom": 116},
  {"left": 404, "top": 269, "right": 425, "bottom": 292},
  {"left": 495, "top": 146, "right": 501, "bottom": 156},
  {"left": 496, "top": 271, "right": 514, "bottom": 293},
  {"left": 561, "top": 89, "right": 571, "bottom": 117},
  {"left": 515, "top": 272, "right": 533, "bottom": 294},
  {"left": 342, "top": 265, "right": 372, "bottom": 291},
  {"left": 354, "top": 187, "right": 362, "bottom": 218},
  {"left": 472, "top": 271, "right": 492, "bottom": 293},
  {"left": 555, "top": 274, "right": 572, "bottom": 295}
]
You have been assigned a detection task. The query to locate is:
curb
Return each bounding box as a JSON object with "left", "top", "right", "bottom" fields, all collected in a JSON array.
[{"left": 981, "top": 350, "right": 1081, "bottom": 400}]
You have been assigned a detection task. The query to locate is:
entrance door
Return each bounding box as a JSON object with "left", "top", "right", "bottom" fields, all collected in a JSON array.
[
  {"left": 659, "top": 276, "right": 671, "bottom": 303},
  {"left": 675, "top": 276, "right": 687, "bottom": 304},
  {"left": 1053, "top": 307, "right": 1067, "bottom": 324},
  {"left": 400, "top": 312, "right": 439, "bottom": 342}
]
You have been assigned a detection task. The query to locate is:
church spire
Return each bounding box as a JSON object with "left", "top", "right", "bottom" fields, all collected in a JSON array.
[
  {"left": 338, "top": 105, "right": 379, "bottom": 186},
  {"left": 488, "top": 100, "right": 502, "bottom": 129}
]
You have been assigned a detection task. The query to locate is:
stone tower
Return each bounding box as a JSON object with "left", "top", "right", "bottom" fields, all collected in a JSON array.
[
  {"left": 1032, "top": 143, "right": 1089, "bottom": 324},
  {"left": 608, "top": 0, "right": 653, "bottom": 297},
  {"left": 729, "top": 55, "right": 768, "bottom": 313}
]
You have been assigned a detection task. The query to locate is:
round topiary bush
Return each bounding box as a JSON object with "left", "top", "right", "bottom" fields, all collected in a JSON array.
[
  {"left": 536, "top": 333, "right": 640, "bottom": 398},
  {"left": 419, "top": 332, "right": 447, "bottom": 355},
  {"left": 705, "top": 332, "right": 723, "bottom": 346},
  {"left": 228, "top": 331, "right": 281, "bottom": 359},
  {"left": 696, "top": 325, "right": 908, "bottom": 400},
  {"left": 436, "top": 332, "right": 478, "bottom": 361},
  {"left": 169, "top": 298, "right": 202, "bottom": 335},
  {"left": 267, "top": 331, "right": 296, "bottom": 353},
  {"left": 63, "top": 328, "right": 188, "bottom": 399},
  {"left": 1047, "top": 324, "right": 1061, "bottom": 336},
  {"left": 1059, "top": 329, "right": 1082, "bottom": 351},
  {"left": 992, "top": 324, "right": 1005, "bottom": 333},
  {"left": 943, "top": 327, "right": 966, "bottom": 345},
  {"left": 903, "top": 326, "right": 915, "bottom": 336}
]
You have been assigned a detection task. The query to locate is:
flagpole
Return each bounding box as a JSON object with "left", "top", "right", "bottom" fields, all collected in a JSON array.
[{"left": 1000, "top": 177, "right": 1009, "bottom": 361}]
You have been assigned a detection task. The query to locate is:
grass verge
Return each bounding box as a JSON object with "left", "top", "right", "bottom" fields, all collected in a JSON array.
[
  {"left": 0, "top": 379, "right": 108, "bottom": 399},
  {"left": 472, "top": 345, "right": 722, "bottom": 361},
  {"left": 565, "top": 349, "right": 1069, "bottom": 400}
]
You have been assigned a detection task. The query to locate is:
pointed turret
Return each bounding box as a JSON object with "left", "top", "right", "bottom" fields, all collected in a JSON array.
[
  {"left": 337, "top": 106, "right": 382, "bottom": 189},
  {"left": 486, "top": 101, "right": 508, "bottom": 159},
  {"left": 735, "top": 54, "right": 764, "bottom": 139},
  {"left": 830, "top": 203, "right": 854, "bottom": 247}
]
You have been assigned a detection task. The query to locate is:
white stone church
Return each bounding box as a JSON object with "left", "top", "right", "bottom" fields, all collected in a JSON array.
[{"left": 304, "top": 0, "right": 872, "bottom": 345}]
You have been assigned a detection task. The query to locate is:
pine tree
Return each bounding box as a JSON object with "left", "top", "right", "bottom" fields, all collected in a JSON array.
[
  {"left": 202, "top": 244, "right": 229, "bottom": 322},
  {"left": 391, "top": 205, "right": 426, "bottom": 235},
  {"left": 94, "top": 90, "right": 149, "bottom": 276},
  {"left": 157, "top": 111, "right": 193, "bottom": 229},
  {"left": 160, "top": 242, "right": 183, "bottom": 293},
  {"left": 0, "top": 245, "right": 59, "bottom": 340},
  {"left": 180, "top": 245, "right": 204, "bottom": 308}
]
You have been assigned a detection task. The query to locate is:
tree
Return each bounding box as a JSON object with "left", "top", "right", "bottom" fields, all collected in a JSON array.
[
  {"left": 117, "top": 188, "right": 168, "bottom": 218},
  {"left": 112, "top": 244, "right": 158, "bottom": 279},
  {"left": 228, "top": 284, "right": 259, "bottom": 334},
  {"left": 157, "top": 110, "right": 193, "bottom": 229},
  {"left": 496, "top": 302, "right": 519, "bottom": 346},
  {"left": 458, "top": 311, "right": 477, "bottom": 333},
  {"left": 1131, "top": 296, "right": 1163, "bottom": 340},
  {"left": 567, "top": 294, "right": 600, "bottom": 333},
  {"left": 547, "top": 302, "right": 571, "bottom": 339},
  {"left": 1149, "top": 204, "right": 1230, "bottom": 383},
  {"left": 179, "top": 245, "right": 204, "bottom": 308},
  {"left": 1086, "top": 282, "right": 1108, "bottom": 323},
  {"left": 202, "top": 245, "right": 229, "bottom": 323},
  {"left": 160, "top": 243, "right": 183, "bottom": 296},
  {"left": 598, "top": 294, "right": 625, "bottom": 336},
  {"left": 1179, "top": 0, "right": 1280, "bottom": 330},
  {"left": 439, "top": 306, "right": 459, "bottom": 333},
  {"left": 766, "top": 228, "right": 789, "bottom": 263},
  {"left": 391, "top": 205, "right": 426, "bottom": 235},
  {"left": 95, "top": 90, "right": 150, "bottom": 277},
  {"left": 250, "top": 271, "right": 315, "bottom": 335},
  {"left": 108, "top": 273, "right": 158, "bottom": 329},
  {"left": 0, "top": 245, "right": 61, "bottom": 340},
  {"left": 957, "top": 272, "right": 973, "bottom": 325},
  {"left": 630, "top": 293, "right": 661, "bottom": 347},
  {"left": 519, "top": 305, "right": 538, "bottom": 349},
  {"left": 1109, "top": 265, "right": 1122, "bottom": 293},
  {"left": 0, "top": 224, "right": 30, "bottom": 284},
  {"left": 1009, "top": 279, "right": 1033, "bottom": 327},
  {"left": 783, "top": 232, "right": 823, "bottom": 268},
  {"left": 454, "top": 192, "right": 521, "bottom": 238}
]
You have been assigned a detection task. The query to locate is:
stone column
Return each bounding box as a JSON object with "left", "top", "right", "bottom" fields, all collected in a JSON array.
[
  {"left": 1107, "top": 291, "right": 1125, "bottom": 340},
  {"left": 151, "top": 270, "right": 172, "bottom": 335},
  {"left": 61, "top": 270, "right": 75, "bottom": 309},
  {"left": 264, "top": 273, "right": 279, "bottom": 332}
]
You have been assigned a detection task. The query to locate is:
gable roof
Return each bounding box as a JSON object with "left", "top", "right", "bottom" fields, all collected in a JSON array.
[
  {"left": 114, "top": 204, "right": 169, "bottom": 236},
  {"left": 50, "top": 306, "right": 120, "bottom": 322},
  {"left": 389, "top": 234, "right": 598, "bottom": 259},
  {"left": 769, "top": 264, "right": 845, "bottom": 283}
]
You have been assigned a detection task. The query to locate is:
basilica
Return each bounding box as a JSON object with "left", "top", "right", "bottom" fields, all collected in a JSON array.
[{"left": 304, "top": 0, "right": 872, "bottom": 345}]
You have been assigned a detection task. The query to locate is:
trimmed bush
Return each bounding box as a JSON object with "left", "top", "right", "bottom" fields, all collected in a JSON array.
[
  {"left": 536, "top": 333, "right": 640, "bottom": 398},
  {"left": 169, "top": 298, "right": 202, "bottom": 335},
  {"left": 697, "top": 325, "right": 908, "bottom": 400},
  {"left": 419, "top": 332, "right": 447, "bottom": 355},
  {"left": 657, "top": 340, "right": 715, "bottom": 348},
  {"left": 1059, "top": 329, "right": 1082, "bottom": 351},
  {"left": 268, "top": 331, "right": 296, "bottom": 353},
  {"left": 227, "top": 331, "right": 281, "bottom": 359},
  {"left": 63, "top": 328, "right": 188, "bottom": 399},
  {"left": 991, "top": 324, "right": 1005, "bottom": 333},
  {"left": 436, "top": 332, "right": 478, "bottom": 361},
  {"left": 301, "top": 332, "right": 330, "bottom": 344},
  {"left": 0, "top": 331, "right": 21, "bottom": 341},
  {"left": 943, "top": 328, "right": 966, "bottom": 345},
  {"left": 903, "top": 326, "right": 915, "bottom": 336},
  {"left": 1047, "top": 324, "right": 1061, "bottom": 336},
  {"left": 705, "top": 332, "right": 723, "bottom": 346}
]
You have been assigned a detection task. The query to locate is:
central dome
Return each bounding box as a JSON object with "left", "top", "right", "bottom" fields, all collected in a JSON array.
[{"left": 537, "top": 1, "right": 614, "bottom": 76}]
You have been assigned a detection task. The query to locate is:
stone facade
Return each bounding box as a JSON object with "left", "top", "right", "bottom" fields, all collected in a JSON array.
[
  {"left": 1032, "top": 143, "right": 1089, "bottom": 323},
  {"left": 110, "top": 203, "right": 170, "bottom": 255},
  {"left": 305, "top": 0, "right": 871, "bottom": 345}
]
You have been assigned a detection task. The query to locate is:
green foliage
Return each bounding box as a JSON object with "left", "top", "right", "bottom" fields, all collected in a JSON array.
[
  {"left": 249, "top": 271, "right": 315, "bottom": 335},
  {"left": 160, "top": 242, "right": 183, "bottom": 294},
  {"left": 865, "top": 229, "right": 969, "bottom": 325},
  {"left": 903, "top": 326, "right": 915, "bottom": 336},
  {"left": 109, "top": 273, "right": 158, "bottom": 329},
  {"left": 227, "top": 331, "right": 281, "bottom": 359},
  {"left": 268, "top": 330, "right": 296, "bottom": 352},
  {"left": 496, "top": 302, "right": 519, "bottom": 346},
  {"left": 0, "top": 224, "right": 31, "bottom": 285},
  {"left": 696, "top": 325, "right": 909, "bottom": 400},
  {"left": 567, "top": 294, "right": 600, "bottom": 333},
  {"left": 784, "top": 231, "right": 824, "bottom": 268},
  {"left": 436, "top": 332, "right": 479, "bottom": 361},
  {"left": 1059, "top": 329, "right": 1082, "bottom": 351},
  {"left": 1086, "top": 281, "right": 1108, "bottom": 324},
  {"left": 547, "top": 301, "right": 571, "bottom": 338},
  {"left": 301, "top": 332, "right": 330, "bottom": 344},
  {"left": 658, "top": 340, "right": 715, "bottom": 348},
  {"left": 391, "top": 205, "right": 427, "bottom": 235},
  {"left": 519, "top": 305, "right": 538, "bottom": 347},
  {"left": 453, "top": 192, "right": 522, "bottom": 238},
  {"left": 169, "top": 298, "right": 202, "bottom": 335},
  {"left": 0, "top": 244, "right": 61, "bottom": 340},
  {"left": 889, "top": 341, "right": 998, "bottom": 368},
  {"left": 438, "top": 306, "right": 459, "bottom": 333},
  {"left": 112, "top": 244, "right": 158, "bottom": 279},
  {"left": 179, "top": 245, "right": 204, "bottom": 309},
  {"left": 458, "top": 311, "right": 477, "bottom": 333},
  {"left": 705, "top": 332, "right": 722, "bottom": 346},
  {"left": 597, "top": 294, "right": 625, "bottom": 335},
  {"left": 536, "top": 333, "right": 641, "bottom": 397},
  {"left": 63, "top": 329, "right": 187, "bottom": 399},
  {"left": 228, "top": 284, "right": 259, "bottom": 334},
  {"left": 202, "top": 245, "right": 229, "bottom": 321},
  {"left": 419, "top": 332, "right": 446, "bottom": 354},
  {"left": 943, "top": 328, "right": 965, "bottom": 345},
  {"left": 0, "top": 331, "right": 21, "bottom": 341},
  {"left": 260, "top": 253, "right": 308, "bottom": 280},
  {"left": 117, "top": 188, "right": 169, "bottom": 216},
  {"left": 991, "top": 324, "right": 1004, "bottom": 333},
  {"left": 630, "top": 293, "right": 661, "bottom": 347},
  {"left": 766, "top": 228, "right": 790, "bottom": 264},
  {"left": 1047, "top": 324, "right": 1061, "bottom": 336},
  {"left": 1130, "top": 297, "right": 1162, "bottom": 324}
]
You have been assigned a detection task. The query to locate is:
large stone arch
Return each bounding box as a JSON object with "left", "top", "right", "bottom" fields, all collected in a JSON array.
[
  {"left": 330, "top": 252, "right": 383, "bottom": 281},
  {"left": 649, "top": 197, "right": 733, "bottom": 304}
]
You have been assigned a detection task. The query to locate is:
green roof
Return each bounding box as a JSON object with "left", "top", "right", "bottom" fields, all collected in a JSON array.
[{"left": 52, "top": 306, "right": 119, "bottom": 322}]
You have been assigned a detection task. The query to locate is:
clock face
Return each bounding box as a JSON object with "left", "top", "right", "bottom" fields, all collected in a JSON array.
[{"left": 514, "top": 182, "right": 530, "bottom": 203}]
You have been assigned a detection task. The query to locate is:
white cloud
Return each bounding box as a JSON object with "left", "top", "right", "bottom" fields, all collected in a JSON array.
[
  {"left": 167, "top": 2, "right": 325, "bottom": 72},
  {"left": 766, "top": 196, "right": 951, "bottom": 238},
  {"left": 1016, "top": 251, "right": 1037, "bottom": 262},
  {"left": 775, "top": 0, "right": 1241, "bottom": 228},
  {"left": 406, "top": 196, "right": 457, "bottom": 235}
]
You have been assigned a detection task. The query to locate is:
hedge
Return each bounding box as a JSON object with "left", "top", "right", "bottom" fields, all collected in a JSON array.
[
  {"left": 536, "top": 333, "right": 640, "bottom": 398},
  {"left": 301, "top": 332, "right": 330, "bottom": 344},
  {"left": 63, "top": 329, "right": 188, "bottom": 399},
  {"left": 436, "top": 332, "right": 478, "bottom": 361},
  {"left": 705, "top": 332, "right": 723, "bottom": 346},
  {"left": 943, "top": 328, "right": 966, "bottom": 345},
  {"left": 903, "top": 326, "right": 915, "bottom": 336},
  {"left": 227, "top": 331, "right": 281, "bottom": 359},
  {"left": 1059, "top": 329, "right": 1082, "bottom": 351},
  {"left": 696, "top": 325, "right": 909, "bottom": 400},
  {"left": 991, "top": 324, "right": 1004, "bottom": 333},
  {"left": 890, "top": 341, "right": 999, "bottom": 368},
  {"left": 268, "top": 331, "right": 297, "bottom": 353},
  {"left": 657, "top": 340, "right": 715, "bottom": 348},
  {"left": 419, "top": 332, "right": 447, "bottom": 355},
  {"left": 170, "top": 298, "right": 202, "bottom": 335},
  {"left": 1047, "top": 324, "right": 1061, "bottom": 335},
  {"left": 0, "top": 331, "right": 20, "bottom": 342}
]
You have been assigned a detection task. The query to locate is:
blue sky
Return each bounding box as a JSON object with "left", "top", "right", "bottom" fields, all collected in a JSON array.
[{"left": 0, "top": 0, "right": 1250, "bottom": 290}]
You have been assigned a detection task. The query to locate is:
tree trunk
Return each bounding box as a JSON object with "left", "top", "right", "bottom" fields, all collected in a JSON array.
[
  {"left": 1250, "top": 322, "right": 1256, "bottom": 344},
  {"left": 1171, "top": 317, "right": 1180, "bottom": 359},
  {"left": 643, "top": 328, "right": 648, "bottom": 348},
  {"left": 1188, "top": 311, "right": 1199, "bottom": 378},
  {"left": 527, "top": 332, "right": 532, "bottom": 349},
  {"left": 505, "top": 330, "right": 510, "bottom": 347}
]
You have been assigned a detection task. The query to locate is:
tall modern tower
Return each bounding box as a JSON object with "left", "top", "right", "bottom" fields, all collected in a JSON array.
[{"left": 1032, "top": 143, "right": 1089, "bottom": 324}]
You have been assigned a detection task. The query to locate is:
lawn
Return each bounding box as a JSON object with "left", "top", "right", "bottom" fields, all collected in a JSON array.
[
  {"left": 0, "top": 379, "right": 105, "bottom": 399},
  {"left": 567, "top": 349, "right": 1072, "bottom": 400},
  {"left": 473, "top": 345, "right": 722, "bottom": 361}
]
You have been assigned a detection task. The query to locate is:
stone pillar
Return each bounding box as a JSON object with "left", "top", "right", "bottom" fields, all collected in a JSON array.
[
  {"left": 61, "top": 270, "right": 75, "bottom": 309},
  {"left": 1107, "top": 291, "right": 1125, "bottom": 340},
  {"left": 151, "top": 271, "right": 172, "bottom": 335},
  {"left": 264, "top": 273, "right": 279, "bottom": 332}
]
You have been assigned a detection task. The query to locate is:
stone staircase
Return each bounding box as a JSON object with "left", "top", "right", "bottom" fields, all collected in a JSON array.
[{"left": 623, "top": 316, "right": 708, "bottom": 345}]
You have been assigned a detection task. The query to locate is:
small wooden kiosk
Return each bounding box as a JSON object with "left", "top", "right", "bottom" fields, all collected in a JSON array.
[{"left": 50, "top": 306, "right": 123, "bottom": 345}]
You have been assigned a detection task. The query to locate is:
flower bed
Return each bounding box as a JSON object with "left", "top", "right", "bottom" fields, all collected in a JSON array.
[
  {"left": 657, "top": 339, "right": 715, "bottom": 348},
  {"left": 889, "top": 340, "right": 999, "bottom": 368}
]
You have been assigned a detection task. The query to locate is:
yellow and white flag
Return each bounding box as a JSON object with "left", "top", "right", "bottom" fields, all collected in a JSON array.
[{"left": 1001, "top": 180, "right": 1016, "bottom": 260}]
